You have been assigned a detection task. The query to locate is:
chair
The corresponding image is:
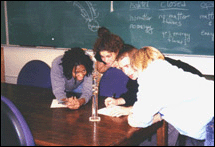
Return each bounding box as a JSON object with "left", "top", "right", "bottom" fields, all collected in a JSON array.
[
  {"left": 1, "top": 95, "right": 35, "bottom": 146},
  {"left": 204, "top": 117, "right": 214, "bottom": 146},
  {"left": 17, "top": 60, "right": 52, "bottom": 89}
]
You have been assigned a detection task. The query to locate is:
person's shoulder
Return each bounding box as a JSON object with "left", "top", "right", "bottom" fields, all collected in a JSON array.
[
  {"left": 85, "top": 73, "right": 92, "bottom": 78},
  {"left": 145, "top": 60, "right": 170, "bottom": 75},
  {"left": 150, "top": 59, "right": 166, "bottom": 67},
  {"left": 53, "top": 55, "right": 63, "bottom": 62},
  {"left": 105, "top": 67, "right": 123, "bottom": 74},
  {"left": 103, "top": 67, "right": 128, "bottom": 80},
  {"left": 51, "top": 55, "right": 63, "bottom": 67}
]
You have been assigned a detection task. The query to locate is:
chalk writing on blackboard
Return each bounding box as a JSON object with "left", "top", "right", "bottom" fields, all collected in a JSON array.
[
  {"left": 129, "top": 2, "right": 153, "bottom": 35},
  {"left": 201, "top": 30, "right": 214, "bottom": 41},
  {"left": 129, "top": 13, "right": 153, "bottom": 34},
  {"left": 130, "top": 24, "right": 154, "bottom": 35},
  {"left": 158, "top": 12, "right": 190, "bottom": 27},
  {"left": 129, "top": 1, "right": 150, "bottom": 11},
  {"left": 199, "top": 11, "right": 214, "bottom": 26},
  {"left": 4, "top": 1, "right": 214, "bottom": 55},
  {"left": 129, "top": 13, "right": 152, "bottom": 21},
  {"left": 199, "top": 1, "right": 214, "bottom": 42},
  {"left": 159, "top": 1, "right": 188, "bottom": 11},
  {"left": 162, "top": 31, "right": 190, "bottom": 45},
  {"left": 73, "top": 1, "right": 99, "bottom": 32},
  {"left": 200, "top": 1, "right": 214, "bottom": 10},
  {"left": 158, "top": 1, "right": 190, "bottom": 27}
]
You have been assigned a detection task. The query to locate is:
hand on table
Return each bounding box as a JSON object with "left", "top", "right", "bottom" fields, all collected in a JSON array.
[
  {"left": 105, "top": 97, "right": 118, "bottom": 108},
  {"left": 105, "top": 97, "right": 126, "bottom": 108},
  {"left": 62, "top": 97, "right": 85, "bottom": 110}
]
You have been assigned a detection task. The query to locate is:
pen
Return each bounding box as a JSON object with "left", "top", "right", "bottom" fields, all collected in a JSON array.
[
  {"left": 108, "top": 93, "right": 116, "bottom": 106},
  {"left": 58, "top": 101, "right": 66, "bottom": 105},
  {"left": 158, "top": 112, "right": 164, "bottom": 117}
]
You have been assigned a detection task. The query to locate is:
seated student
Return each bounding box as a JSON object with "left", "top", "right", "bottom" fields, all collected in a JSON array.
[
  {"left": 50, "top": 47, "right": 94, "bottom": 109},
  {"left": 113, "top": 44, "right": 204, "bottom": 116},
  {"left": 115, "top": 44, "right": 205, "bottom": 146},
  {"left": 103, "top": 44, "right": 139, "bottom": 108},
  {"left": 93, "top": 27, "right": 137, "bottom": 107},
  {"left": 127, "top": 46, "right": 214, "bottom": 146},
  {"left": 115, "top": 44, "right": 167, "bottom": 146}
]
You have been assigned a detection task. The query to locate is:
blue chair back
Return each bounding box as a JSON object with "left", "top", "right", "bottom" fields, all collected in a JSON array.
[
  {"left": 17, "top": 60, "right": 52, "bottom": 89},
  {"left": 1, "top": 95, "right": 35, "bottom": 146},
  {"left": 204, "top": 117, "right": 214, "bottom": 146}
]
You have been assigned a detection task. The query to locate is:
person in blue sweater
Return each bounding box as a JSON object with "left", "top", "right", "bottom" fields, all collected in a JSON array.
[
  {"left": 93, "top": 27, "right": 138, "bottom": 107},
  {"left": 50, "top": 47, "right": 93, "bottom": 109}
]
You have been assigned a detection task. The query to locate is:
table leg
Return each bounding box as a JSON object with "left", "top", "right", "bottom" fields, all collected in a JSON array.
[{"left": 157, "top": 120, "right": 168, "bottom": 146}]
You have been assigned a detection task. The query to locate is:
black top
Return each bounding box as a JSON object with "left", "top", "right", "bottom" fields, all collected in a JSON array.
[
  {"left": 120, "top": 79, "right": 138, "bottom": 106},
  {"left": 165, "top": 57, "right": 203, "bottom": 77}
]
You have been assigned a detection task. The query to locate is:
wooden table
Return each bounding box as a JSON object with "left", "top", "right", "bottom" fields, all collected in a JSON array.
[{"left": 1, "top": 83, "right": 168, "bottom": 146}]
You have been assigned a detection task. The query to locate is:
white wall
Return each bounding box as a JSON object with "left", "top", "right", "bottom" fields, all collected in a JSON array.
[
  {"left": 3, "top": 46, "right": 66, "bottom": 84},
  {"left": 2, "top": 45, "right": 214, "bottom": 84},
  {"left": 164, "top": 54, "right": 214, "bottom": 75}
]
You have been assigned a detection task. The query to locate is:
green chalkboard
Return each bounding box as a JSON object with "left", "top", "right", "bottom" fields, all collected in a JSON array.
[
  {"left": 5, "top": 1, "right": 110, "bottom": 49},
  {"left": 2, "top": 1, "right": 214, "bottom": 56},
  {"left": 1, "top": 1, "right": 6, "bottom": 44},
  {"left": 101, "top": 1, "right": 214, "bottom": 55}
]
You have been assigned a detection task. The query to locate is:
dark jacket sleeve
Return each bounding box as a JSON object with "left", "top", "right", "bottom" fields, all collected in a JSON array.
[
  {"left": 120, "top": 79, "right": 138, "bottom": 106},
  {"left": 165, "top": 57, "right": 203, "bottom": 77}
]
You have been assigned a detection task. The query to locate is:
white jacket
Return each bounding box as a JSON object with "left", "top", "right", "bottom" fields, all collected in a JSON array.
[{"left": 128, "top": 60, "right": 214, "bottom": 140}]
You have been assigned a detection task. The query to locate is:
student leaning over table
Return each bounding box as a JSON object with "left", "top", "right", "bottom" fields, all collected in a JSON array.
[
  {"left": 127, "top": 46, "right": 214, "bottom": 146},
  {"left": 111, "top": 43, "right": 203, "bottom": 115},
  {"left": 50, "top": 47, "right": 93, "bottom": 109},
  {"left": 93, "top": 27, "right": 138, "bottom": 107},
  {"left": 94, "top": 26, "right": 122, "bottom": 73},
  {"left": 102, "top": 44, "right": 139, "bottom": 108},
  {"left": 110, "top": 44, "right": 208, "bottom": 145}
]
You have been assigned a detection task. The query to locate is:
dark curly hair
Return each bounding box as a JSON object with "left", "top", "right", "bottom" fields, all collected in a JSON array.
[
  {"left": 93, "top": 27, "right": 124, "bottom": 62},
  {"left": 60, "top": 47, "right": 94, "bottom": 80}
]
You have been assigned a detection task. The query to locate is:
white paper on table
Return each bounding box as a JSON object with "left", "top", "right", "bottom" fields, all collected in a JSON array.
[
  {"left": 98, "top": 106, "right": 121, "bottom": 116},
  {"left": 50, "top": 99, "right": 67, "bottom": 108}
]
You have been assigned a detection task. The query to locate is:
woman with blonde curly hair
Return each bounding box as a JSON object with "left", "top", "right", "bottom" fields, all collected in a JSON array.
[
  {"left": 128, "top": 46, "right": 214, "bottom": 146},
  {"left": 131, "top": 46, "right": 165, "bottom": 71}
]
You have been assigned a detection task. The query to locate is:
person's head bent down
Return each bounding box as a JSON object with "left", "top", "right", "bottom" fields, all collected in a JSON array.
[
  {"left": 93, "top": 27, "right": 124, "bottom": 67},
  {"left": 130, "top": 46, "right": 165, "bottom": 80},
  {"left": 116, "top": 44, "right": 138, "bottom": 80},
  {"left": 60, "top": 47, "right": 93, "bottom": 82}
]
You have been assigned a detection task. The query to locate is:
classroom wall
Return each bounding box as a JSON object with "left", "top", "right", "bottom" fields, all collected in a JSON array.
[
  {"left": 3, "top": 46, "right": 65, "bottom": 84},
  {"left": 2, "top": 46, "right": 96, "bottom": 84},
  {"left": 2, "top": 45, "right": 214, "bottom": 84}
]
